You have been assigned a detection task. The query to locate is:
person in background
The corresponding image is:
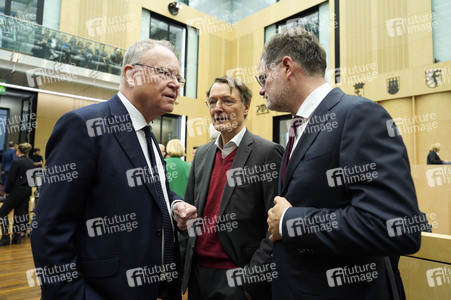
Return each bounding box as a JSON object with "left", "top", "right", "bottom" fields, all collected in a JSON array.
[
  {"left": 48, "top": 30, "right": 60, "bottom": 60},
  {"left": 109, "top": 48, "right": 124, "bottom": 74},
  {"left": 0, "top": 143, "right": 34, "bottom": 246},
  {"left": 427, "top": 143, "right": 449, "bottom": 164},
  {"left": 95, "top": 43, "right": 109, "bottom": 72},
  {"left": 56, "top": 34, "right": 69, "bottom": 63},
  {"left": 2, "top": 141, "right": 17, "bottom": 186},
  {"left": 181, "top": 76, "right": 283, "bottom": 300},
  {"left": 30, "top": 148, "right": 44, "bottom": 168},
  {"left": 165, "top": 139, "right": 191, "bottom": 198},
  {"left": 33, "top": 28, "right": 50, "bottom": 58},
  {"left": 159, "top": 143, "right": 168, "bottom": 159},
  {"left": 260, "top": 26, "right": 426, "bottom": 300},
  {"left": 83, "top": 42, "right": 94, "bottom": 68}
]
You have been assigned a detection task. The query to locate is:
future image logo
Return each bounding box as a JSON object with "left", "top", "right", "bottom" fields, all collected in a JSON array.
[
  {"left": 86, "top": 114, "right": 132, "bottom": 137},
  {"left": 86, "top": 14, "right": 138, "bottom": 37},
  {"left": 326, "top": 263, "right": 378, "bottom": 287},
  {"left": 187, "top": 117, "right": 210, "bottom": 137},
  {"left": 0, "top": 113, "right": 37, "bottom": 135},
  {"left": 286, "top": 213, "right": 338, "bottom": 237},
  {"left": 186, "top": 214, "right": 238, "bottom": 237},
  {"left": 126, "top": 263, "right": 178, "bottom": 287},
  {"left": 86, "top": 213, "right": 138, "bottom": 237},
  {"left": 26, "top": 63, "right": 77, "bottom": 87},
  {"left": 226, "top": 263, "right": 277, "bottom": 287},
  {"left": 26, "top": 263, "right": 78, "bottom": 287},
  {"left": 326, "top": 163, "right": 378, "bottom": 188},
  {"left": 386, "top": 214, "right": 431, "bottom": 237},
  {"left": 426, "top": 167, "right": 451, "bottom": 187},
  {"left": 26, "top": 163, "right": 78, "bottom": 187},
  {"left": 386, "top": 13, "right": 436, "bottom": 38},
  {"left": 426, "top": 266, "right": 451, "bottom": 287},
  {"left": 386, "top": 114, "right": 438, "bottom": 137},
  {"left": 226, "top": 163, "right": 278, "bottom": 187}
]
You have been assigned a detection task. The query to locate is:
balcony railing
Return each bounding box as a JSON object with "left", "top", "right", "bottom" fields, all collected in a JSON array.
[{"left": 0, "top": 14, "right": 125, "bottom": 76}]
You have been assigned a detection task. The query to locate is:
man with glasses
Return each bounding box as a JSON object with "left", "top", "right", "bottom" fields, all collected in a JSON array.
[
  {"left": 31, "top": 39, "right": 196, "bottom": 300},
  {"left": 180, "top": 76, "right": 283, "bottom": 300},
  {"left": 260, "top": 27, "right": 426, "bottom": 299}
]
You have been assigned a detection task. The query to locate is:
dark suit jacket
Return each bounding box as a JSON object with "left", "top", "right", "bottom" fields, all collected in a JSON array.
[
  {"left": 5, "top": 156, "right": 35, "bottom": 193},
  {"left": 274, "top": 88, "right": 424, "bottom": 300},
  {"left": 427, "top": 151, "right": 443, "bottom": 164},
  {"left": 2, "top": 148, "right": 17, "bottom": 172},
  {"left": 31, "top": 94, "right": 182, "bottom": 300},
  {"left": 182, "top": 130, "right": 283, "bottom": 299}
]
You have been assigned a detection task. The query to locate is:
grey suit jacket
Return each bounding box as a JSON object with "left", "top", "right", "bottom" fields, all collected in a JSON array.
[{"left": 181, "top": 129, "right": 283, "bottom": 299}]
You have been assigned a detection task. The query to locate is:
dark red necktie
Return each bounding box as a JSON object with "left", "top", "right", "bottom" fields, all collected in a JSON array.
[{"left": 281, "top": 116, "right": 303, "bottom": 184}]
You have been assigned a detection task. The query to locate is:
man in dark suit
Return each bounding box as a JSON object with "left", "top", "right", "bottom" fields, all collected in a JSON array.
[
  {"left": 181, "top": 76, "right": 283, "bottom": 300},
  {"left": 259, "top": 27, "right": 427, "bottom": 299},
  {"left": 31, "top": 39, "right": 196, "bottom": 300},
  {"left": 2, "top": 141, "right": 17, "bottom": 185}
]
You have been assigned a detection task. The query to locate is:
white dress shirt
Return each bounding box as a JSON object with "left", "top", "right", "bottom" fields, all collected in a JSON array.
[
  {"left": 117, "top": 92, "right": 173, "bottom": 230},
  {"left": 215, "top": 126, "right": 247, "bottom": 158},
  {"left": 280, "top": 83, "right": 333, "bottom": 236}
]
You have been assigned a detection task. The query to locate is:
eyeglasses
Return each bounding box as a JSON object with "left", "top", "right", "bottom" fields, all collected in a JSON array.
[
  {"left": 133, "top": 63, "right": 186, "bottom": 87},
  {"left": 205, "top": 97, "right": 240, "bottom": 109},
  {"left": 256, "top": 60, "right": 282, "bottom": 87},
  {"left": 255, "top": 75, "right": 267, "bottom": 87}
]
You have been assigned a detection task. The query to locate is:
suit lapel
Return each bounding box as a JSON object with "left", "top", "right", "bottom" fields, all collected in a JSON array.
[
  {"left": 218, "top": 130, "right": 253, "bottom": 217},
  {"left": 281, "top": 88, "right": 344, "bottom": 195},
  {"left": 196, "top": 142, "right": 217, "bottom": 217},
  {"left": 107, "top": 95, "right": 159, "bottom": 201}
]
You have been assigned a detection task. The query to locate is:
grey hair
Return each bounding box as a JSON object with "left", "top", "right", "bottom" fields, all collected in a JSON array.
[
  {"left": 261, "top": 26, "right": 327, "bottom": 78},
  {"left": 206, "top": 76, "right": 253, "bottom": 106},
  {"left": 120, "top": 39, "right": 175, "bottom": 82}
]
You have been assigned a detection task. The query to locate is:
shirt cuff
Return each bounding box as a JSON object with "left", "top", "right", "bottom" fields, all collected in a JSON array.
[{"left": 279, "top": 207, "right": 290, "bottom": 239}]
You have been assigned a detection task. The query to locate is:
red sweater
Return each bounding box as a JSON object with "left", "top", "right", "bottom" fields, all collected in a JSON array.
[{"left": 195, "top": 148, "right": 238, "bottom": 269}]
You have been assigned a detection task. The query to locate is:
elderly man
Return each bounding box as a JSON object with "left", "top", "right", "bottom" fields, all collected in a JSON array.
[
  {"left": 31, "top": 39, "right": 196, "bottom": 300},
  {"left": 181, "top": 76, "right": 283, "bottom": 300}
]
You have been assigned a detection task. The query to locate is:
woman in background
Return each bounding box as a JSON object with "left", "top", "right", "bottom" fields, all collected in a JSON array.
[
  {"left": 0, "top": 143, "right": 35, "bottom": 246},
  {"left": 165, "top": 139, "right": 191, "bottom": 198},
  {"left": 427, "top": 143, "right": 449, "bottom": 164}
]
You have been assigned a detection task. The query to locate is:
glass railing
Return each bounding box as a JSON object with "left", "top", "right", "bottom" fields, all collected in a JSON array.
[{"left": 0, "top": 13, "right": 125, "bottom": 76}]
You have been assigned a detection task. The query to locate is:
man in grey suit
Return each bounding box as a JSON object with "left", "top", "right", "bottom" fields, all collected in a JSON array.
[{"left": 181, "top": 76, "right": 283, "bottom": 300}]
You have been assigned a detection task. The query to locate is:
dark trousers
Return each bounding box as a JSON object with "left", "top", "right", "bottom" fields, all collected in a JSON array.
[
  {"left": 157, "top": 273, "right": 182, "bottom": 300},
  {"left": 0, "top": 187, "right": 31, "bottom": 235},
  {"left": 188, "top": 263, "right": 248, "bottom": 300}
]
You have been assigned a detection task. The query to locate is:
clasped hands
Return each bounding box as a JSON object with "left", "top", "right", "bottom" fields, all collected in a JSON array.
[{"left": 267, "top": 196, "right": 292, "bottom": 243}]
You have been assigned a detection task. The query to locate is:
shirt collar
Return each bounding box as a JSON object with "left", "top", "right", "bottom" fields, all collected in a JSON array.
[
  {"left": 117, "top": 91, "right": 151, "bottom": 131},
  {"left": 215, "top": 126, "right": 247, "bottom": 150},
  {"left": 295, "top": 82, "right": 333, "bottom": 119}
]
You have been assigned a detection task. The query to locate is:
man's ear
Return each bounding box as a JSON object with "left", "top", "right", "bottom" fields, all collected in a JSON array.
[
  {"left": 123, "top": 65, "right": 135, "bottom": 87},
  {"left": 243, "top": 103, "right": 250, "bottom": 116},
  {"left": 281, "top": 56, "right": 295, "bottom": 78}
]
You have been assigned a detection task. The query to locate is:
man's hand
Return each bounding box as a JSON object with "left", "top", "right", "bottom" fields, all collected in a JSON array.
[
  {"left": 173, "top": 201, "right": 197, "bottom": 230},
  {"left": 267, "top": 196, "right": 292, "bottom": 243}
]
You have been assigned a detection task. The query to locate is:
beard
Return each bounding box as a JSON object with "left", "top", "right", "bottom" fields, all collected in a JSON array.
[{"left": 265, "top": 83, "right": 294, "bottom": 113}]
